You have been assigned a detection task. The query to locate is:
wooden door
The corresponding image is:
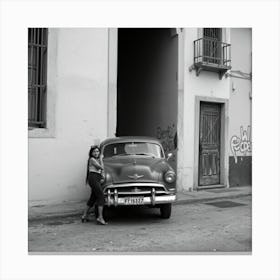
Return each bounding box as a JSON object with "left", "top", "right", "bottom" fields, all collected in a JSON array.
[{"left": 199, "top": 102, "right": 221, "bottom": 186}]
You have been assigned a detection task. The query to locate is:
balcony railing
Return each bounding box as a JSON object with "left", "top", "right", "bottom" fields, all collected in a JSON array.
[{"left": 193, "top": 37, "right": 231, "bottom": 79}]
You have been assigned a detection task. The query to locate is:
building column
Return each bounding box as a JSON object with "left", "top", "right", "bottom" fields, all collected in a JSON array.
[{"left": 107, "top": 28, "right": 118, "bottom": 138}]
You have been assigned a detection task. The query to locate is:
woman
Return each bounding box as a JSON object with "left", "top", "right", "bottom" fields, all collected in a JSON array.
[{"left": 81, "top": 145, "right": 107, "bottom": 225}]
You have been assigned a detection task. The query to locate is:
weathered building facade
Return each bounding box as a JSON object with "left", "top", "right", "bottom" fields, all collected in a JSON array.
[
  {"left": 228, "top": 28, "right": 252, "bottom": 186},
  {"left": 28, "top": 28, "right": 252, "bottom": 204}
]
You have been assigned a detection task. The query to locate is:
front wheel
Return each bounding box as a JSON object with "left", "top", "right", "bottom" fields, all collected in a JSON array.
[{"left": 160, "top": 203, "right": 172, "bottom": 219}]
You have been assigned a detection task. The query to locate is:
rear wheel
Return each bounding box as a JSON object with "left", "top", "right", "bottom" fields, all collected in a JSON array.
[{"left": 160, "top": 203, "right": 172, "bottom": 219}]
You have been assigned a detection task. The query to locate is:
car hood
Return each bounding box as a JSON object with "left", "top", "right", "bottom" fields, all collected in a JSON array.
[{"left": 103, "top": 156, "right": 171, "bottom": 184}]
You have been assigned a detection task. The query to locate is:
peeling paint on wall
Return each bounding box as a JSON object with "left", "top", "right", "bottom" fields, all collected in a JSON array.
[{"left": 230, "top": 126, "right": 252, "bottom": 163}]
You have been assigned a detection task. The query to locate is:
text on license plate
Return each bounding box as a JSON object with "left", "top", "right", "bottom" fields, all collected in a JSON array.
[{"left": 124, "top": 197, "right": 144, "bottom": 205}]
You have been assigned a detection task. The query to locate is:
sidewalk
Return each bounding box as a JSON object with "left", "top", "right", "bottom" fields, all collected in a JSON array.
[{"left": 28, "top": 186, "right": 251, "bottom": 221}]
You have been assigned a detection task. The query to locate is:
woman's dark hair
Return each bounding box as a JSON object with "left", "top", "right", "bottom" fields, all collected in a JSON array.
[
  {"left": 86, "top": 145, "right": 101, "bottom": 184},
  {"left": 88, "top": 145, "right": 101, "bottom": 157}
]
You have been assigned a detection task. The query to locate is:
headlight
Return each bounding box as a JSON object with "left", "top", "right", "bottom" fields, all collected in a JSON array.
[{"left": 164, "top": 171, "right": 176, "bottom": 183}]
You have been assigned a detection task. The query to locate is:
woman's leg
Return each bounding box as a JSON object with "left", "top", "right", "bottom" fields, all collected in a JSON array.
[
  {"left": 82, "top": 205, "right": 91, "bottom": 217},
  {"left": 81, "top": 206, "right": 91, "bottom": 222},
  {"left": 97, "top": 206, "right": 107, "bottom": 224},
  {"left": 82, "top": 183, "right": 96, "bottom": 222},
  {"left": 87, "top": 172, "right": 107, "bottom": 224},
  {"left": 89, "top": 173, "right": 107, "bottom": 224}
]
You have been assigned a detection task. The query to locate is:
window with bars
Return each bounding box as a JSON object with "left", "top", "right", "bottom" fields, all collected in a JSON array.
[
  {"left": 28, "top": 28, "right": 48, "bottom": 128},
  {"left": 193, "top": 28, "right": 231, "bottom": 79},
  {"left": 203, "top": 28, "right": 222, "bottom": 64}
]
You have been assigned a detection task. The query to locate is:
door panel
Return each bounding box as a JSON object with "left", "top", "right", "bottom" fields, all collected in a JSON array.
[{"left": 199, "top": 102, "right": 221, "bottom": 186}]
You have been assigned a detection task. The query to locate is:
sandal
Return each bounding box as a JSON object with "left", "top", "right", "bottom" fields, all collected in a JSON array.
[
  {"left": 81, "top": 215, "right": 89, "bottom": 223},
  {"left": 96, "top": 218, "right": 108, "bottom": 225}
]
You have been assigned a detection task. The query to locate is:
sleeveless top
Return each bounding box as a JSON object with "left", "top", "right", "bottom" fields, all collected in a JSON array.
[{"left": 88, "top": 157, "right": 102, "bottom": 174}]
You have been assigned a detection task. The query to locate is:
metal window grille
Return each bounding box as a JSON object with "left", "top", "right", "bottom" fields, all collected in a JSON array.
[
  {"left": 203, "top": 28, "right": 222, "bottom": 64},
  {"left": 203, "top": 28, "right": 221, "bottom": 41},
  {"left": 28, "top": 28, "right": 48, "bottom": 128}
]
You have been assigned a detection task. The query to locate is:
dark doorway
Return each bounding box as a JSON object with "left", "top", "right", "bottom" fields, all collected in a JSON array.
[
  {"left": 116, "top": 28, "right": 178, "bottom": 144},
  {"left": 199, "top": 102, "right": 221, "bottom": 186}
]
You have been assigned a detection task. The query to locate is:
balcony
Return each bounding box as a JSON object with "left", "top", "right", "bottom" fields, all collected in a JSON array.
[{"left": 192, "top": 37, "right": 231, "bottom": 79}]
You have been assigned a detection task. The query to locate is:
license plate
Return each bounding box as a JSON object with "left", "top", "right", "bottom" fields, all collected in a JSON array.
[{"left": 124, "top": 197, "right": 144, "bottom": 205}]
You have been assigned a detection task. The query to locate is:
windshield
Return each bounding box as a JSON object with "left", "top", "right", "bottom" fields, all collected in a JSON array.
[{"left": 102, "top": 142, "right": 164, "bottom": 159}]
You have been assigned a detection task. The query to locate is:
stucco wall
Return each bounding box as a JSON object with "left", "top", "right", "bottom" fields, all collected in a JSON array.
[
  {"left": 229, "top": 28, "right": 252, "bottom": 143},
  {"left": 228, "top": 28, "right": 252, "bottom": 186},
  {"left": 28, "top": 28, "right": 109, "bottom": 203},
  {"left": 177, "top": 28, "right": 231, "bottom": 190}
]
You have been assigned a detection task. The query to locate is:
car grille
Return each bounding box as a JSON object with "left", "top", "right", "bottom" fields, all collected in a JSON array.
[{"left": 104, "top": 183, "right": 170, "bottom": 196}]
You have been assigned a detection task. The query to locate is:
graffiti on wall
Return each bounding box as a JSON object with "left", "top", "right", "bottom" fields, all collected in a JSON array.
[
  {"left": 230, "top": 126, "right": 252, "bottom": 163},
  {"left": 156, "top": 124, "right": 177, "bottom": 153}
]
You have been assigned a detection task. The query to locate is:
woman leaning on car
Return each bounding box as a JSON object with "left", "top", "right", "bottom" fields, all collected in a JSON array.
[{"left": 81, "top": 145, "right": 107, "bottom": 225}]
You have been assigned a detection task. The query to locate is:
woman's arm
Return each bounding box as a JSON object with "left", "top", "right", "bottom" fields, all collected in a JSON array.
[
  {"left": 100, "top": 154, "right": 104, "bottom": 169},
  {"left": 90, "top": 157, "right": 103, "bottom": 170}
]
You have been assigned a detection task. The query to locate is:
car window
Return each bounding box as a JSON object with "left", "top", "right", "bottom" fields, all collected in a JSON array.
[{"left": 103, "top": 142, "right": 163, "bottom": 158}]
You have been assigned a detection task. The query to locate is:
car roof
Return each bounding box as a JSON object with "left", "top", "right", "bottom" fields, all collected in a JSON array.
[{"left": 100, "top": 136, "right": 162, "bottom": 147}]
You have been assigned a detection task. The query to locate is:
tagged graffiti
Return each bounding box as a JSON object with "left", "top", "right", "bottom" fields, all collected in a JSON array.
[
  {"left": 230, "top": 126, "right": 252, "bottom": 163},
  {"left": 156, "top": 124, "right": 177, "bottom": 153}
]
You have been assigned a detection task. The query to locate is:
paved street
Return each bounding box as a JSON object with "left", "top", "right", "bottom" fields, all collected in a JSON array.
[{"left": 28, "top": 195, "right": 251, "bottom": 253}]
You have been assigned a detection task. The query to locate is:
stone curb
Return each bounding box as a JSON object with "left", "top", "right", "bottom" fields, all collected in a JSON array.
[{"left": 28, "top": 192, "right": 251, "bottom": 222}]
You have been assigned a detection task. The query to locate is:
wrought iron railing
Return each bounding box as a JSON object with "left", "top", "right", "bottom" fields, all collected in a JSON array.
[{"left": 194, "top": 37, "right": 231, "bottom": 68}]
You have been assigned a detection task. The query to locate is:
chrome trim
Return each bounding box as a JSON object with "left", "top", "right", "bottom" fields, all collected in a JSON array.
[
  {"left": 107, "top": 189, "right": 111, "bottom": 206},
  {"left": 104, "top": 182, "right": 167, "bottom": 191},
  {"left": 105, "top": 194, "right": 176, "bottom": 206},
  {"left": 151, "top": 188, "right": 155, "bottom": 206},
  {"left": 105, "top": 190, "right": 169, "bottom": 195},
  {"left": 127, "top": 174, "right": 144, "bottom": 180},
  {"left": 114, "top": 189, "right": 118, "bottom": 207}
]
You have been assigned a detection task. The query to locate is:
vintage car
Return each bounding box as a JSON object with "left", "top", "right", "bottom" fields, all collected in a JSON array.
[{"left": 99, "top": 136, "right": 176, "bottom": 219}]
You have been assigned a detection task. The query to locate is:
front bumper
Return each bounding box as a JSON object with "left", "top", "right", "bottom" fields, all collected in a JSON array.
[
  {"left": 103, "top": 183, "right": 176, "bottom": 206},
  {"left": 105, "top": 194, "right": 176, "bottom": 206}
]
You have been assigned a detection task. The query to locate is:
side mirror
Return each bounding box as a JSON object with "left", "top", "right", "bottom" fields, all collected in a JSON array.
[{"left": 166, "top": 152, "right": 173, "bottom": 161}]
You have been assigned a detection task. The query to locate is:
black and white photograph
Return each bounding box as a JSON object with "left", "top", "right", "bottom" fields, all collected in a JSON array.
[
  {"left": 1, "top": 1, "right": 280, "bottom": 280},
  {"left": 28, "top": 27, "right": 252, "bottom": 253}
]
